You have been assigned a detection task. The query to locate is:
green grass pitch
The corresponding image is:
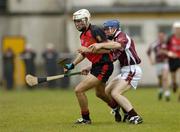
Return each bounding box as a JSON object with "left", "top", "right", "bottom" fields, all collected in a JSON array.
[{"left": 0, "top": 87, "right": 180, "bottom": 132}]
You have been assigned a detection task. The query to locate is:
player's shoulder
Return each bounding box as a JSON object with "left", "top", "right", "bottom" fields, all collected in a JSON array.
[
  {"left": 115, "top": 31, "right": 129, "bottom": 40},
  {"left": 90, "top": 24, "right": 107, "bottom": 42},
  {"left": 116, "top": 31, "right": 127, "bottom": 38},
  {"left": 90, "top": 25, "right": 104, "bottom": 32}
]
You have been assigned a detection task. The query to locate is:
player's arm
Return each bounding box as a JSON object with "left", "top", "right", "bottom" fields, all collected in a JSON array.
[
  {"left": 72, "top": 53, "right": 85, "bottom": 66},
  {"left": 147, "top": 53, "right": 155, "bottom": 65},
  {"left": 78, "top": 45, "right": 111, "bottom": 54},
  {"left": 96, "top": 41, "right": 122, "bottom": 49},
  {"left": 146, "top": 45, "right": 155, "bottom": 65},
  {"left": 90, "top": 29, "right": 127, "bottom": 53},
  {"left": 159, "top": 49, "right": 169, "bottom": 55},
  {"left": 64, "top": 53, "right": 85, "bottom": 72},
  {"left": 90, "top": 25, "right": 115, "bottom": 53},
  {"left": 88, "top": 41, "right": 122, "bottom": 53},
  {"left": 92, "top": 49, "right": 111, "bottom": 53}
]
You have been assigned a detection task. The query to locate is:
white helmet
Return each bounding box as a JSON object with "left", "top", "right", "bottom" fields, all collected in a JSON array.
[
  {"left": 173, "top": 22, "right": 180, "bottom": 28},
  {"left": 73, "top": 9, "right": 91, "bottom": 22}
]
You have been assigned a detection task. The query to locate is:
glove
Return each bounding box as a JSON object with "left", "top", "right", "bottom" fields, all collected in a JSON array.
[{"left": 64, "top": 63, "right": 75, "bottom": 71}]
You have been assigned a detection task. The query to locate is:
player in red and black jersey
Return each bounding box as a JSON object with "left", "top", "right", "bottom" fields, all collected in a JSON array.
[
  {"left": 165, "top": 22, "right": 180, "bottom": 101},
  {"left": 64, "top": 9, "right": 121, "bottom": 124}
]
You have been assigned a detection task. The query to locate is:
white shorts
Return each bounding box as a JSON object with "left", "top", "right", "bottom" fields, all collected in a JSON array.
[
  {"left": 155, "top": 62, "right": 169, "bottom": 76},
  {"left": 114, "top": 65, "right": 142, "bottom": 89}
]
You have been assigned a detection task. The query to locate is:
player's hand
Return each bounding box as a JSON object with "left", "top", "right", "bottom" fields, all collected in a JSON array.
[
  {"left": 89, "top": 44, "right": 102, "bottom": 53},
  {"left": 63, "top": 63, "right": 74, "bottom": 73},
  {"left": 167, "top": 51, "right": 178, "bottom": 58}
]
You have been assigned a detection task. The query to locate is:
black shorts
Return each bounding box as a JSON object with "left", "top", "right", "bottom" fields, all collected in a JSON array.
[
  {"left": 168, "top": 58, "right": 180, "bottom": 72},
  {"left": 90, "top": 62, "right": 114, "bottom": 83}
]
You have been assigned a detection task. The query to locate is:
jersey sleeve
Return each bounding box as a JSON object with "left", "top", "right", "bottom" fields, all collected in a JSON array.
[
  {"left": 90, "top": 25, "right": 107, "bottom": 43},
  {"left": 146, "top": 46, "right": 152, "bottom": 56},
  {"left": 116, "top": 32, "right": 129, "bottom": 50},
  {"left": 147, "top": 43, "right": 156, "bottom": 56}
]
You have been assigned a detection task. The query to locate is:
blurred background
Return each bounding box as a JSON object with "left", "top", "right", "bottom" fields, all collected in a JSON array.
[{"left": 0, "top": 0, "right": 180, "bottom": 89}]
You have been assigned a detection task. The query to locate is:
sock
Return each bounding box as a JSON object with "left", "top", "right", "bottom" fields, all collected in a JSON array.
[
  {"left": 164, "top": 90, "right": 170, "bottom": 97},
  {"left": 127, "top": 109, "right": 138, "bottom": 118},
  {"left": 159, "top": 88, "right": 163, "bottom": 94},
  {"left": 172, "top": 83, "right": 177, "bottom": 92},
  {"left": 81, "top": 110, "right": 90, "bottom": 120},
  {"left": 108, "top": 99, "right": 118, "bottom": 109}
]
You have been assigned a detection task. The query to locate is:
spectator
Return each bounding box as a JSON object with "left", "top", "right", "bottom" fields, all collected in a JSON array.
[
  {"left": 20, "top": 44, "right": 36, "bottom": 75},
  {"left": 42, "top": 43, "right": 58, "bottom": 88},
  {"left": 2, "top": 48, "right": 15, "bottom": 90}
]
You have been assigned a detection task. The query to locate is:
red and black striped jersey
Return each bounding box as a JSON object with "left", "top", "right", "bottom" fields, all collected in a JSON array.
[
  {"left": 80, "top": 24, "right": 113, "bottom": 64},
  {"left": 167, "top": 34, "right": 180, "bottom": 58}
]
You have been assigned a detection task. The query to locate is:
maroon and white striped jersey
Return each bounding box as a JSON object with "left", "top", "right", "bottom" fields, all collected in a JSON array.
[
  {"left": 111, "top": 31, "right": 141, "bottom": 67},
  {"left": 147, "top": 41, "right": 168, "bottom": 63}
]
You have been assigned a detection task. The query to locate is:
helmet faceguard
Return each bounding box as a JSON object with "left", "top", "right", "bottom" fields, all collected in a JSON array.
[
  {"left": 73, "top": 9, "right": 91, "bottom": 32},
  {"left": 103, "top": 20, "right": 120, "bottom": 40}
]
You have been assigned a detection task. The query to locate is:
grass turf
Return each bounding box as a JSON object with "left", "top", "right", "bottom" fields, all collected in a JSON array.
[{"left": 0, "top": 88, "right": 180, "bottom": 132}]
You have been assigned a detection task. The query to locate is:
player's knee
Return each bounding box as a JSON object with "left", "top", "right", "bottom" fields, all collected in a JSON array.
[
  {"left": 96, "top": 91, "right": 104, "bottom": 98},
  {"left": 111, "top": 90, "right": 119, "bottom": 99},
  {"left": 162, "top": 76, "right": 168, "bottom": 82},
  {"left": 74, "top": 86, "right": 84, "bottom": 94},
  {"left": 105, "top": 88, "right": 110, "bottom": 96},
  {"left": 105, "top": 83, "right": 113, "bottom": 95},
  {"left": 111, "top": 88, "right": 122, "bottom": 98}
]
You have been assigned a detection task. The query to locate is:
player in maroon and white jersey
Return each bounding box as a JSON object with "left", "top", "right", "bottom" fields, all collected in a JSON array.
[
  {"left": 165, "top": 22, "right": 180, "bottom": 101},
  {"left": 147, "top": 32, "right": 170, "bottom": 101},
  {"left": 84, "top": 20, "right": 143, "bottom": 124},
  {"left": 64, "top": 9, "right": 121, "bottom": 124}
]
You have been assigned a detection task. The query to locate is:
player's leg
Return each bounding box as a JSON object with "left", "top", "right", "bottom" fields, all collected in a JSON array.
[
  {"left": 110, "top": 78, "right": 143, "bottom": 124},
  {"left": 106, "top": 78, "right": 129, "bottom": 122},
  {"left": 169, "top": 58, "right": 178, "bottom": 93},
  {"left": 74, "top": 74, "right": 101, "bottom": 124},
  {"left": 105, "top": 76, "right": 130, "bottom": 122},
  {"left": 107, "top": 65, "right": 143, "bottom": 124},
  {"left": 157, "top": 75, "right": 163, "bottom": 100},
  {"left": 95, "top": 83, "right": 121, "bottom": 122},
  {"left": 75, "top": 62, "right": 114, "bottom": 124},
  {"left": 158, "top": 75, "right": 163, "bottom": 88},
  {"left": 162, "top": 64, "right": 170, "bottom": 101},
  {"left": 109, "top": 78, "right": 132, "bottom": 112},
  {"left": 156, "top": 64, "right": 163, "bottom": 100},
  {"left": 95, "top": 83, "right": 114, "bottom": 104},
  {"left": 171, "top": 72, "right": 177, "bottom": 93},
  {"left": 178, "top": 68, "right": 180, "bottom": 102}
]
